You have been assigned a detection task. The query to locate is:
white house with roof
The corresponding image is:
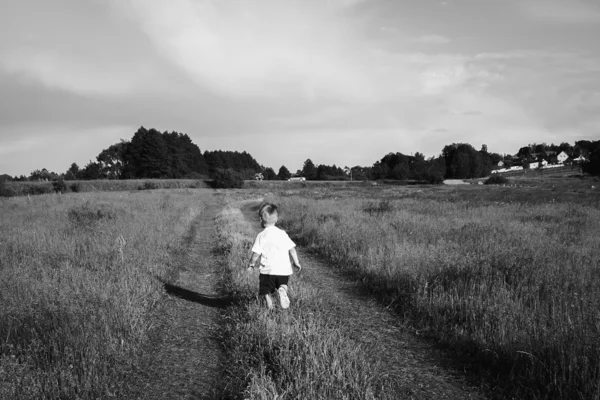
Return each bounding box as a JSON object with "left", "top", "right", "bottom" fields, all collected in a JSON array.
[{"left": 557, "top": 151, "right": 569, "bottom": 164}]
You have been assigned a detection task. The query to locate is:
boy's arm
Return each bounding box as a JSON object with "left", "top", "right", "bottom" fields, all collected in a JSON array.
[
  {"left": 289, "top": 248, "right": 301, "bottom": 272},
  {"left": 247, "top": 252, "right": 260, "bottom": 271}
]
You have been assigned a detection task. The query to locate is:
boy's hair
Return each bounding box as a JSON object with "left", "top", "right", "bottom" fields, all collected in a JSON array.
[{"left": 258, "top": 203, "right": 278, "bottom": 225}]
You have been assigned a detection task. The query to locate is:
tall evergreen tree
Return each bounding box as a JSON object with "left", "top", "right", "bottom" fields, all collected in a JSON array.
[
  {"left": 204, "top": 150, "right": 261, "bottom": 179},
  {"left": 277, "top": 165, "right": 291, "bottom": 180},
  {"left": 263, "top": 167, "right": 277, "bottom": 180},
  {"left": 302, "top": 159, "right": 317, "bottom": 180}
]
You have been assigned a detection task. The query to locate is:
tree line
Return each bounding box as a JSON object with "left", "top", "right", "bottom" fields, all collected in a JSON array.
[
  {"left": 3, "top": 128, "right": 599, "bottom": 184},
  {"left": 7, "top": 127, "right": 263, "bottom": 183}
]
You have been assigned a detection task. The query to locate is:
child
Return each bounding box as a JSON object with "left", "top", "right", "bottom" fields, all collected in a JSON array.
[{"left": 247, "top": 202, "right": 301, "bottom": 309}]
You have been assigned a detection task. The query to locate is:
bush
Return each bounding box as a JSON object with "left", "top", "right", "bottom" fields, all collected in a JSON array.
[
  {"left": 52, "top": 178, "right": 68, "bottom": 193},
  {"left": 138, "top": 181, "right": 159, "bottom": 190},
  {"left": 69, "top": 182, "right": 81, "bottom": 193},
  {"left": 25, "top": 184, "right": 53, "bottom": 196},
  {"left": 0, "top": 180, "right": 9, "bottom": 197},
  {"left": 485, "top": 175, "right": 509, "bottom": 185},
  {"left": 212, "top": 169, "right": 244, "bottom": 189},
  {"left": 427, "top": 171, "right": 445, "bottom": 184}
]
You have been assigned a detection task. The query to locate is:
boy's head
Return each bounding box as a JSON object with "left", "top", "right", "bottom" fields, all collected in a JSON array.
[{"left": 258, "top": 203, "right": 278, "bottom": 227}]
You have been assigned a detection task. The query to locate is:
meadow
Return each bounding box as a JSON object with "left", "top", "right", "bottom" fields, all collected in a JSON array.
[
  {"left": 0, "top": 178, "right": 210, "bottom": 197},
  {"left": 260, "top": 179, "right": 600, "bottom": 399},
  {"left": 216, "top": 200, "right": 405, "bottom": 399},
  {"left": 2, "top": 176, "right": 599, "bottom": 399},
  {"left": 0, "top": 189, "right": 205, "bottom": 399}
]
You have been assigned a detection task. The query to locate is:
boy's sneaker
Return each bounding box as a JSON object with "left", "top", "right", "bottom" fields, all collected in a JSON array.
[
  {"left": 278, "top": 287, "right": 290, "bottom": 309},
  {"left": 265, "top": 294, "right": 274, "bottom": 310}
]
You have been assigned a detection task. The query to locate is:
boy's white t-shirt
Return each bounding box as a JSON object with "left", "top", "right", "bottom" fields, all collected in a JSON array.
[{"left": 251, "top": 226, "right": 296, "bottom": 275}]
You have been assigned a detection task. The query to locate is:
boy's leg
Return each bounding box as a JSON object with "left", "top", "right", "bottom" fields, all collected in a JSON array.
[
  {"left": 264, "top": 294, "right": 274, "bottom": 310},
  {"left": 259, "top": 274, "right": 276, "bottom": 310},
  {"left": 278, "top": 284, "right": 290, "bottom": 309}
]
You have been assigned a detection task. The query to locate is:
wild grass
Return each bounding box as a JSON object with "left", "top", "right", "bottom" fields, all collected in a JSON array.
[
  {"left": 0, "top": 189, "right": 204, "bottom": 399},
  {"left": 2, "top": 178, "right": 210, "bottom": 197},
  {"left": 215, "top": 203, "right": 398, "bottom": 400},
  {"left": 271, "top": 189, "right": 600, "bottom": 399}
]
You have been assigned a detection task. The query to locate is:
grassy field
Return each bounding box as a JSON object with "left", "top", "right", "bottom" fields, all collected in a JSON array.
[
  {"left": 216, "top": 200, "right": 400, "bottom": 399},
  {"left": 255, "top": 177, "right": 600, "bottom": 399},
  {"left": 2, "top": 175, "right": 599, "bottom": 399},
  {"left": 0, "top": 189, "right": 205, "bottom": 399},
  {"left": 1, "top": 178, "right": 210, "bottom": 197}
]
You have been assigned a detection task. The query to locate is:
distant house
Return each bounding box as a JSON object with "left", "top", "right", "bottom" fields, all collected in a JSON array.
[
  {"left": 497, "top": 161, "right": 504, "bottom": 168},
  {"left": 557, "top": 151, "right": 569, "bottom": 164}
]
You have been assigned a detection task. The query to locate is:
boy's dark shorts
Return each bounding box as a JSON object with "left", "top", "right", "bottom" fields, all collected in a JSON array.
[{"left": 259, "top": 274, "right": 289, "bottom": 295}]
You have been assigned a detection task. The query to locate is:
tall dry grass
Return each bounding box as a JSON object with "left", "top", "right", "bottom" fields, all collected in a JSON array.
[
  {"left": 215, "top": 202, "right": 398, "bottom": 399},
  {"left": 273, "top": 194, "right": 600, "bottom": 399},
  {"left": 2, "top": 178, "right": 210, "bottom": 197},
  {"left": 0, "top": 189, "right": 203, "bottom": 399}
]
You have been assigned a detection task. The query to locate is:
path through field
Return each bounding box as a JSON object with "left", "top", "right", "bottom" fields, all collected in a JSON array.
[
  {"left": 241, "top": 200, "right": 487, "bottom": 400},
  {"left": 127, "top": 192, "right": 226, "bottom": 400}
]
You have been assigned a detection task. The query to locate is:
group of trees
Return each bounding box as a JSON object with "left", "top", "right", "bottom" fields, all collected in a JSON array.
[
  {"left": 13, "top": 127, "right": 265, "bottom": 183},
  {"left": 441, "top": 144, "right": 495, "bottom": 179},
  {"left": 260, "top": 166, "right": 292, "bottom": 181},
  {"left": 300, "top": 159, "right": 348, "bottom": 180},
  {"left": 120, "top": 128, "right": 209, "bottom": 179},
  {"left": 203, "top": 150, "right": 262, "bottom": 180},
  {"left": 54, "top": 127, "right": 212, "bottom": 181},
  {"left": 4, "top": 129, "right": 600, "bottom": 184},
  {"left": 517, "top": 141, "right": 594, "bottom": 161},
  {"left": 369, "top": 152, "right": 446, "bottom": 182}
]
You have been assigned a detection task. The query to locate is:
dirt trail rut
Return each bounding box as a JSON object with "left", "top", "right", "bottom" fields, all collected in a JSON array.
[
  {"left": 128, "top": 195, "right": 225, "bottom": 400},
  {"left": 242, "top": 200, "right": 487, "bottom": 400}
]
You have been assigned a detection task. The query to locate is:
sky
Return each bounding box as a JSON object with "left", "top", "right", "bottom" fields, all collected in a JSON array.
[{"left": 1, "top": 0, "right": 599, "bottom": 176}]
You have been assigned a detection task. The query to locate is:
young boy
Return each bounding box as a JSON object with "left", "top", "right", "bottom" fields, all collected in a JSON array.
[{"left": 247, "top": 203, "right": 301, "bottom": 309}]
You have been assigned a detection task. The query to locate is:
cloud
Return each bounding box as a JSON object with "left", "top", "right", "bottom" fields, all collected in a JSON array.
[
  {"left": 1, "top": 49, "right": 151, "bottom": 96},
  {"left": 472, "top": 48, "right": 600, "bottom": 136},
  {"left": 414, "top": 35, "right": 451, "bottom": 44},
  {"left": 0, "top": 0, "right": 170, "bottom": 97},
  {"left": 116, "top": 0, "right": 376, "bottom": 100},
  {"left": 518, "top": 0, "right": 600, "bottom": 23}
]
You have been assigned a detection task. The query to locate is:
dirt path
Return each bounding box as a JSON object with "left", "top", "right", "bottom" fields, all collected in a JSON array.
[
  {"left": 127, "top": 193, "right": 226, "bottom": 400},
  {"left": 241, "top": 200, "right": 487, "bottom": 400}
]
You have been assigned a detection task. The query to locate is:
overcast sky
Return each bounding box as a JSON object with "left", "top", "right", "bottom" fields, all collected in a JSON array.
[{"left": 1, "top": 0, "right": 599, "bottom": 176}]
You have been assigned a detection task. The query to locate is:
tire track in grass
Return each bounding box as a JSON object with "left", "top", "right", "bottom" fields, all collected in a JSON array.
[
  {"left": 128, "top": 195, "right": 226, "bottom": 400},
  {"left": 240, "top": 200, "right": 486, "bottom": 400}
]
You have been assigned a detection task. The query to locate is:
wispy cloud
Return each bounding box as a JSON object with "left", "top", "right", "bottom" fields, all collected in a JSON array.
[
  {"left": 117, "top": 0, "right": 375, "bottom": 100},
  {"left": 413, "top": 35, "right": 451, "bottom": 45},
  {"left": 1, "top": 49, "right": 152, "bottom": 96},
  {"left": 518, "top": 0, "right": 600, "bottom": 23}
]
